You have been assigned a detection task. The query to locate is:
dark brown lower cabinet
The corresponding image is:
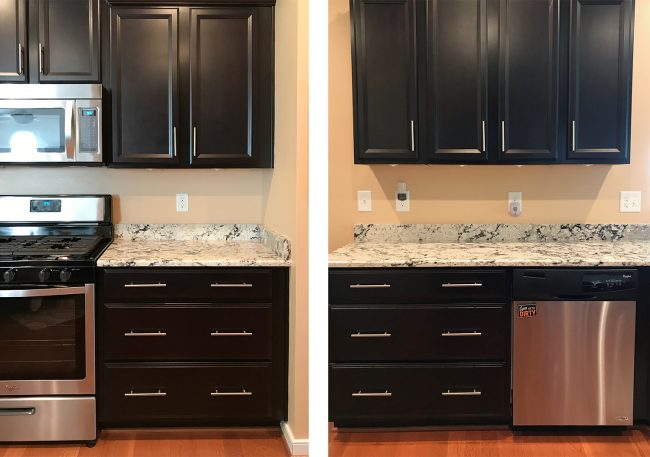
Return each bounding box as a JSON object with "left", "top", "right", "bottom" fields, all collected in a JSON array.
[
  {"left": 97, "top": 267, "right": 289, "bottom": 427},
  {"left": 329, "top": 268, "right": 511, "bottom": 427}
]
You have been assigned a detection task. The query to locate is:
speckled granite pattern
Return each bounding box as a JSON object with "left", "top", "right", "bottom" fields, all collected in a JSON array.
[
  {"left": 354, "top": 224, "right": 650, "bottom": 243},
  {"left": 112, "top": 224, "right": 290, "bottom": 261},
  {"left": 329, "top": 241, "right": 650, "bottom": 268}
]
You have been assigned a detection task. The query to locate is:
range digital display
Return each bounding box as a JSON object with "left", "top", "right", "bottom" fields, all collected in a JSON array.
[{"left": 30, "top": 199, "right": 62, "bottom": 213}]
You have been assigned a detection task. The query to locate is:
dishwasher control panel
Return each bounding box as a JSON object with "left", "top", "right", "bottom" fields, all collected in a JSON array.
[{"left": 583, "top": 272, "right": 636, "bottom": 292}]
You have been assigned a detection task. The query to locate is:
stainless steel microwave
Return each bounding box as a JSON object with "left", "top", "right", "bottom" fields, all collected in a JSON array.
[{"left": 0, "top": 84, "right": 102, "bottom": 164}]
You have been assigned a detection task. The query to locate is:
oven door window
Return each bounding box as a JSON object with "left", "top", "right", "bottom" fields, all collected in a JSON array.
[
  {"left": 0, "top": 291, "right": 85, "bottom": 380},
  {"left": 0, "top": 108, "right": 66, "bottom": 154}
]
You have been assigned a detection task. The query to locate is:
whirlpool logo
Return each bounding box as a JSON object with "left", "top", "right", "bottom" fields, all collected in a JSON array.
[
  {"left": 615, "top": 416, "right": 630, "bottom": 422},
  {"left": 3, "top": 385, "right": 18, "bottom": 392}
]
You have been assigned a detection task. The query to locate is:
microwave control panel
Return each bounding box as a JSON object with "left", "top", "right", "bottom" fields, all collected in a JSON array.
[{"left": 78, "top": 108, "right": 99, "bottom": 153}]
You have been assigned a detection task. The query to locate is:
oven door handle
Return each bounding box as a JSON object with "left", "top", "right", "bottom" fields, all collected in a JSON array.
[{"left": 0, "top": 287, "right": 86, "bottom": 298}]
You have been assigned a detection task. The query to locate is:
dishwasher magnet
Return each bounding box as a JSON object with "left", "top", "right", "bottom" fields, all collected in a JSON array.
[{"left": 517, "top": 304, "right": 537, "bottom": 318}]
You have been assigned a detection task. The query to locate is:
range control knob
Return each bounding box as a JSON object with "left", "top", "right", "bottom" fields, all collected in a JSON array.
[
  {"left": 59, "top": 269, "right": 72, "bottom": 283},
  {"left": 3, "top": 269, "right": 17, "bottom": 283},
  {"left": 38, "top": 268, "right": 51, "bottom": 283}
]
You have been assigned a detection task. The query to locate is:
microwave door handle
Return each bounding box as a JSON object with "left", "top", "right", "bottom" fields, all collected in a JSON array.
[
  {"left": 65, "top": 102, "right": 75, "bottom": 161},
  {"left": 0, "top": 287, "right": 86, "bottom": 298}
]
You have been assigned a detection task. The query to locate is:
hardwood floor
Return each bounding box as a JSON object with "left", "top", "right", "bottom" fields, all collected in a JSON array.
[
  {"left": 0, "top": 428, "right": 292, "bottom": 457},
  {"left": 329, "top": 426, "right": 650, "bottom": 457}
]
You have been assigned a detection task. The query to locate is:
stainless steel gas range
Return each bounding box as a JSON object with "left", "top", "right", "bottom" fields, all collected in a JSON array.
[{"left": 0, "top": 195, "right": 112, "bottom": 444}]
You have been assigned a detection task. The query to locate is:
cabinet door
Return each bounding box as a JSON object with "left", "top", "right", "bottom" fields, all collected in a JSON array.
[
  {"left": 110, "top": 8, "right": 180, "bottom": 165},
  {"left": 567, "top": 0, "right": 633, "bottom": 163},
  {"left": 188, "top": 7, "right": 273, "bottom": 167},
  {"left": 351, "top": 0, "right": 418, "bottom": 163},
  {"left": 498, "top": 0, "right": 560, "bottom": 161},
  {"left": 0, "top": 0, "right": 27, "bottom": 82},
  {"left": 38, "top": 0, "right": 100, "bottom": 82},
  {"left": 426, "top": 0, "right": 488, "bottom": 162}
]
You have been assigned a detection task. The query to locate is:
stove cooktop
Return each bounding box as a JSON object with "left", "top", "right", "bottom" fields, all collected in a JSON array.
[{"left": 0, "top": 235, "right": 105, "bottom": 260}]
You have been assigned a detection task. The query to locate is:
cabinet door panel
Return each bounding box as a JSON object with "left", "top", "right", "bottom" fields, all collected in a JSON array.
[
  {"left": 352, "top": 0, "right": 418, "bottom": 162},
  {"left": 568, "top": 0, "right": 633, "bottom": 162},
  {"left": 110, "top": 8, "right": 180, "bottom": 165},
  {"left": 426, "top": 0, "right": 488, "bottom": 161},
  {"left": 499, "top": 0, "right": 560, "bottom": 161},
  {"left": 38, "top": 0, "right": 100, "bottom": 82},
  {"left": 0, "top": 0, "right": 27, "bottom": 82},
  {"left": 189, "top": 7, "right": 273, "bottom": 167}
]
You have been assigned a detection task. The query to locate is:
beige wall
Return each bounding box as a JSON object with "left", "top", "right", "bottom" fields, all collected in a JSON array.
[
  {"left": 265, "top": 0, "right": 309, "bottom": 442},
  {"left": 329, "top": 0, "right": 650, "bottom": 251}
]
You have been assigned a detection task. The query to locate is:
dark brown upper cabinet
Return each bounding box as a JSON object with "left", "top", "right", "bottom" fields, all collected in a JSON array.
[
  {"left": 106, "top": 3, "right": 274, "bottom": 168},
  {"left": 0, "top": 0, "right": 27, "bottom": 82},
  {"left": 0, "top": 0, "right": 100, "bottom": 84},
  {"left": 189, "top": 7, "right": 273, "bottom": 167},
  {"left": 109, "top": 8, "right": 180, "bottom": 165},
  {"left": 567, "top": 0, "right": 634, "bottom": 163},
  {"left": 425, "top": 0, "right": 488, "bottom": 162},
  {"left": 38, "top": 0, "right": 100, "bottom": 82},
  {"left": 350, "top": 0, "right": 635, "bottom": 165},
  {"left": 351, "top": 0, "right": 418, "bottom": 163}
]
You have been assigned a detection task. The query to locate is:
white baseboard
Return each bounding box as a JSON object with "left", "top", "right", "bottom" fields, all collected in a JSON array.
[{"left": 281, "top": 421, "right": 309, "bottom": 456}]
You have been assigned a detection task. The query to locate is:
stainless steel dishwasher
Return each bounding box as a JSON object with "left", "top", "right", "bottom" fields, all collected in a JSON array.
[{"left": 512, "top": 269, "right": 637, "bottom": 426}]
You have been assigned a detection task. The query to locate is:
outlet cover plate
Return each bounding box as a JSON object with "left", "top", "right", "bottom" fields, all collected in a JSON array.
[
  {"left": 396, "top": 191, "right": 410, "bottom": 212},
  {"left": 176, "top": 193, "right": 189, "bottom": 212},
  {"left": 620, "top": 191, "right": 641, "bottom": 213}
]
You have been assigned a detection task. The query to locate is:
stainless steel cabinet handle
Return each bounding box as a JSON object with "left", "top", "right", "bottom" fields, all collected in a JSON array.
[
  {"left": 501, "top": 120, "right": 505, "bottom": 152},
  {"left": 124, "top": 283, "right": 167, "bottom": 288},
  {"left": 125, "top": 390, "right": 166, "bottom": 397},
  {"left": 173, "top": 127, "right": 177, "bottom": 157},
  {"left": 193, "top": 127, "right": 197, "bottom": 157},
  {"left": 124, "top": 331, "right": 167, "bottom": 337},
  {"left": 442, "top": 389, "right": 482, "bottom": 397},
  {"left": 210, "top": 282, "right": 253, "bottom": 288},
  {"left": 410, "top": 120, "right": 415, "bottom": 152},
  {"left": 351, "top": 332, "right": 391, "bottom": 338},
  {"left": 38, "top": 43, "right": 44, "bottom": 74},
  {"left": 572, "top": 120, "right": 576, "bottom": 152},
  {"left": 481, "top": 120, "right": 486, "bottom": 152},
  {"left": 352, "top": 390, "right": 392, "bottom": 398},
  {"left": 211, "top": 331, "right": 253, "bottom": 337},
  {"left": 441, "top": 282, "right": 483, "bottom": 288},
  {"left": 210, "top": 389, "right": 252, "bottom": 397},
  {"left": 17, "top": 44, "right": 23, "bottom": 75},
  {"left": 441, "top": 331, "right": 482, "bottom": 337},
  {"left": 349, "top": 284, "right": 391, "bottom": 289}
]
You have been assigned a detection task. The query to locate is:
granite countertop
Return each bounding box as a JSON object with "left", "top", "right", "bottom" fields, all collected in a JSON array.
[
  {"left": 97, "top": 224, "right": 291, "bottom": 268},
  {"left": 329, "top": 224, "right": 650, "bottom": 268}
]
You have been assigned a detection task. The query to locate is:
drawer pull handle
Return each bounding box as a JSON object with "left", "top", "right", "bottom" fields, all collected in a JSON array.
[
  {"left": 210, "top": 283, "right": 253, "bottom": 288},
  {"left": 124, "top": 283, "right": 167, "bottom": 288},
  {"left": 352, "top": 390, "right": 392, "bottom": 397},
  {"left": 441, "top": 331, "right": 482, "bottom": 337},
  {"left": 349, "top": 284, "right": 391, "bottom": 289},
  {"left": 124, "top": 390, "right": 167, "bottom": 397},
  {"left": 210, "top": 389, "right": 252, "bottom": 397},
  {"left": 350, "top": 332, "right": 392, "bottom": 338},
  {"left": 124, "top": 331, "right": 167, "bottom": 337},
  {"left": 442, "top": 389, "right": 482, "bottom": 397},
  {"left": 210, "top": 331, "right": 253, "bottom": 337},
  {"left": 441, "top": 282, "right": 483, "bottom": 288}
]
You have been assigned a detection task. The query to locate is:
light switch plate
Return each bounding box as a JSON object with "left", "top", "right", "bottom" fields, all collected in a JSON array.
[
  {"left": 176, "top": 193, "right": 189, "bottom": 212},
  {"left": 357, "top": 190, "right": 372, "bottom": 212},
  {"left": 620, "top": 191, "right": 641, "bottom": 213}
]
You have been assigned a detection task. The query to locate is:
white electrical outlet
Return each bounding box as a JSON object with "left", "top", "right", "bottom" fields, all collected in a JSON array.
[
  {"left": 357, "top": 191, "right": 372, "bottom": 212},
  {"left": 176, "top": 193, "right": 189, "bottom": 212},
  {"left": 508, "top": 192, "right": 522, "bottom": 217},
  {"left": 396, "top": 182, "right": 409, "bottom": 212},
  {"left": 620, "top": 191, "right": 641, "bottom": 213}
]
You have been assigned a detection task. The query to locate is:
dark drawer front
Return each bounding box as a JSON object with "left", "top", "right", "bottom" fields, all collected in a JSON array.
[
  {"left": 330, "top": 364, "right": 508, "bottom": 425},
  {"left": 103, "top": 305, "right": 272, "bottom": 361},
  {"left": 330, "top": 270, "right": 506, "bottom": 304},
  {"left": 103, "top": 269, "right": 273, "bottom": 302},
  {"left": 331, "top": 306, "right": 506, "bottom": 362},
  {"left": 102, "top": 364, "right": 273, "bottom": 423}
]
